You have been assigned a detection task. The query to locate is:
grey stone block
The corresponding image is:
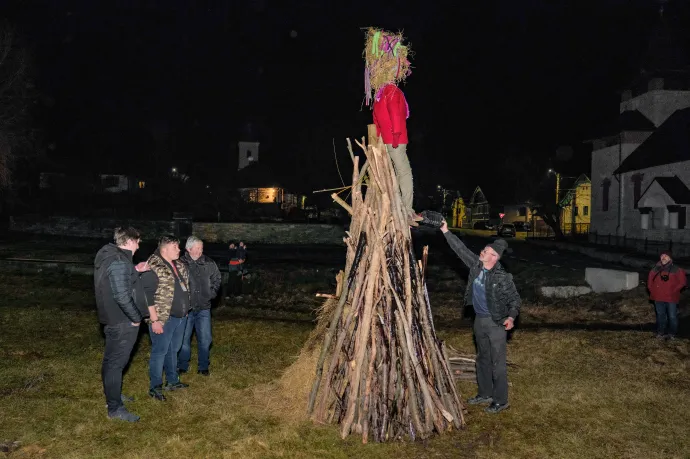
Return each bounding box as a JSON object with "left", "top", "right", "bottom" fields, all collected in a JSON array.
[
  {"left": 539, "top": 286, "right": 592, "bottom": 298},
  {"left": 585, "top": 267, "right": 639, "bottom": 293}
]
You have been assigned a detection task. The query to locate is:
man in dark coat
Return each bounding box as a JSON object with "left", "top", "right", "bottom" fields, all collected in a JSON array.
[
  {"left": 440, "top": 220, "right": 521, "bottom": 413},
  {"left": 94, "top": 227, "right": 148, "bottom": 422},
  {"left": 178, "top": 236, "right": 221, "bottom": 375}
]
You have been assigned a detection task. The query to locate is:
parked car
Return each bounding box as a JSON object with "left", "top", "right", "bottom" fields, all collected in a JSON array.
[
  {"left": 473, "top": 221, "right": 494, "bottom": 230},
  {"left": 497, "top": 223, "right": 516, "bottom": 237},
  {"left": 513, "top": 221, "right": 531, "bottom": 232}
]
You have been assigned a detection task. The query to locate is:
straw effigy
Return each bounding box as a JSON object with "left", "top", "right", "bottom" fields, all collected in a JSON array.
[
  {"left": 303, "top": 134, "right": 465, "bottom": 443},
  {"left": 364, "top": 27, "right": 412, "bottom": 107}
]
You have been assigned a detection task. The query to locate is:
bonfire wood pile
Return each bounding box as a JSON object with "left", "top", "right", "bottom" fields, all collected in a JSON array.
[{"left": 307, "top": 134, "right": 465, "bottom": 443}]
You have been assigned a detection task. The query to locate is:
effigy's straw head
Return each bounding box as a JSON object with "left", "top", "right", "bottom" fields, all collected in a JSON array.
[{"left": 363, "top": 27, "right": 412, "bottom": 106}]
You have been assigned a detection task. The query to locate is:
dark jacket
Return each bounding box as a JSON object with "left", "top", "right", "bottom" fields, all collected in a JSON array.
[
  {"left": 648, "top": 262, "right": 687, "bottom": 303},
  {"left": 181, "top": 252, "right": 222, "bottom": 310},
  {"left": 94, "top": 243, "right": 144, "bottom": 325},
  {"left": 444, "top": 232, "right": 521, "bottom": 323},
  {"left": 133, "top": 270, "right": 158, "bottom": 317}
]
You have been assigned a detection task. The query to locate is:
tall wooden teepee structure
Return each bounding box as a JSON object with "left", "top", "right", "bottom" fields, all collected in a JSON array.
[{"left": 307, "top": 131, "right": 465, "bottom": 443}]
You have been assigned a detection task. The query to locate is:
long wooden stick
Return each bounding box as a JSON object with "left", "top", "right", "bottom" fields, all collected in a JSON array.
[{"left": 331, "top": 193, "right": 353, "bottom": 215}]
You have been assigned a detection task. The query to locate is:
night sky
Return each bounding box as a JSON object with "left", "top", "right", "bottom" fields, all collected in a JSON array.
[{"left": 6, "top": 0, "right": 690, "bottom": 201}]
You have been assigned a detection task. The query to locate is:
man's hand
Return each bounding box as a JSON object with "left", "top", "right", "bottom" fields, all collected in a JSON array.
[
  {"left": 151, "top": 321, "right": 164, "bottom": 334},
  {"left": 131, "top": 322, "right": 140, "bottom": 327},
  {"left": 440, "top": 220, "right": 449, "bottom": 233},
  {"left": 503, "top": 317, "right": 515, "bottom": 331},
  {"left": 135, "top": 262, "right": 150, "bottom": 272}
]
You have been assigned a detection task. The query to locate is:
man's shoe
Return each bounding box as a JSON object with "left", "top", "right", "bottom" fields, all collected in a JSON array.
[
  {"left": 163, "top": 381, "right": 189, "bottom": 391},
  {"left": 198, "top": 370, "right": 210, "bottom": 376},
  {"left": 120, "top": 394, "right": 135, "bottom": 403},
  {"left": 108, "top": 407, "right": 140, "bottom": 422},
  {"left": 148, "top": 386, "right": 167, "bottom": 401},
  {"left": 485, "top": 402, "right": 510, "bottom": 414},
  {"left": 177, "top": 368, "right": 188, "bottom": 374},
  {"left": 466, "top": 395, "right": 493, "bottom": 405}
]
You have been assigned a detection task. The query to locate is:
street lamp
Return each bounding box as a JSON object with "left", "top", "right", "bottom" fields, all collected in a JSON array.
[
  {"left": 436, "top": 185, "right": 452, "bottom": 217},
  {"left": 548, "top": 169, "right": 561, "bottom": 204}
]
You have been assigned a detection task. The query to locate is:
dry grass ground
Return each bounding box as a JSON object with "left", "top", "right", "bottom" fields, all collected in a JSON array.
[{"left": 1, "top": 266, "right": 689, "bottom": 459}]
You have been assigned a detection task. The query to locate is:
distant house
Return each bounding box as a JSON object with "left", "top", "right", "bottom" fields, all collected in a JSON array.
[
  {"left": 469, "top": 186, "right": 527, "bottom": 228},
  {"left": 39, "top": 172, "right": 143, "bottom": 194},
  {"left": 450, "top": 196, "right": 469, "bottom": 228},
  {"left": 502, "top": 203, "right": 541, "bottom": 226},
  {"left": 235, "top": 146, "right": 306, "bottom": 214},
  {"left": 237, "top": 186, "right": 305, "bottom": 211},
  {"left": 468, "top": 186, "right": 491, "bottom": 227},
  {"left": 100, "top": 174, "right": 139, "bottom": 193},
  {"left": 559, "top": 174, "right": 591, "bottom": 235}
]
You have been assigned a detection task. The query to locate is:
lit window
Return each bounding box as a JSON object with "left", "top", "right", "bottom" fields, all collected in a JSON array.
[{"left": 138, "top": 181, "right": 145, "bottom": 189}]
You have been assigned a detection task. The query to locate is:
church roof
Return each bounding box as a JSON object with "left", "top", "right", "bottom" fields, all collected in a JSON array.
[
  {"left": 614, "top": 107, "right": 690, "bottom": 174},
  {"left": 653, "top": 176, "right": 690, "bottom": 204}
]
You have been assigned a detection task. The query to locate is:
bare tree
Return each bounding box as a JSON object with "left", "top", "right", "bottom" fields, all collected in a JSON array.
[
  {"left": 530, "top": 200, "right": 566, "bottom": 240},
  {"left": 0, "top": 20, "right": 35, "bottom": 189}
]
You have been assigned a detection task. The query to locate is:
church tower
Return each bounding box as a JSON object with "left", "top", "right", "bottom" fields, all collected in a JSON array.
[
  {"left": 620, "top": 0, "right": 690, "bottom": 127},
  {"left": 237, "top": 141, "right": 259, "bottom": 171}
]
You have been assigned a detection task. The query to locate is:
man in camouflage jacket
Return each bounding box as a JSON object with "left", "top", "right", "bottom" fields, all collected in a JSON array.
[
  {"left": 146, "top": 236, "right": 191, "bottom": 400},
  {"left": 441, "top": 221, "right": 521, "bottom": 414}
]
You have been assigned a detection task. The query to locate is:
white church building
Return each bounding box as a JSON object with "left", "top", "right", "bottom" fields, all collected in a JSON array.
[{"left": 590, "top": 10, "right": 690, "bottom": 246}]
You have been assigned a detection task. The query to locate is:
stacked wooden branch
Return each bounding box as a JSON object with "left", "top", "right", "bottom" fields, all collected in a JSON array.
[
  {"left": 447, "top": 353, "right": 478, "bottom": 383},
  {"left": 307, "top": 134, "right": 465, "bottom": 443}
]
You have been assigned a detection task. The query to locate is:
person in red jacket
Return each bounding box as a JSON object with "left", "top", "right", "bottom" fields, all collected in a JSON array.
[
  {"left": 647, "top": 250, "right": 686, "bottom": 340},
  {"left": 365, "top": 28, "right": 421, "bottom": 226}
]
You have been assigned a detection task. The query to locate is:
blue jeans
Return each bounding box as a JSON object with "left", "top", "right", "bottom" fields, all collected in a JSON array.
[
  {"left": 178, "top": 309, "right": 212, "bottom": 372},
  {"left": 654, "top": 301, "right": 678, "bottom": 336},
  {"left": 148, "top": 316, "right": 187, "bottom": 389}
]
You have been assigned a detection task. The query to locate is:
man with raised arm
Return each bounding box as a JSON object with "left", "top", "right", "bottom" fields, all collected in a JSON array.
[{"left": 440, "top": 221, "right": 520, "bottom": 413}]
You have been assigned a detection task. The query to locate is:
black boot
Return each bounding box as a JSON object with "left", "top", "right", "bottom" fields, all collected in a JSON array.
[{"left": 148, "top": 385, "right": 167, "bottom": 401}]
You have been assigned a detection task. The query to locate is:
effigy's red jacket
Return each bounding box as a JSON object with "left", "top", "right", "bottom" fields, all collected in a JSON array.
[
  {"left": 648, "top": 262, "right": 687, "bottom": 303},
  {"left": 373, "top": 84, "right": 409, "bottom": 146}
]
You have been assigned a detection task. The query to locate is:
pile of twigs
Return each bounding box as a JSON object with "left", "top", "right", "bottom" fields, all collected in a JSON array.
[{"left": 307, "top": 134, "right": 465, "bottom": 443}]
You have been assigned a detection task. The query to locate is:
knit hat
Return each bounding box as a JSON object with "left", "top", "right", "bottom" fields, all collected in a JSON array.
[{"left": 488, "top": 239, "right": 509, "bottom": 258}]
